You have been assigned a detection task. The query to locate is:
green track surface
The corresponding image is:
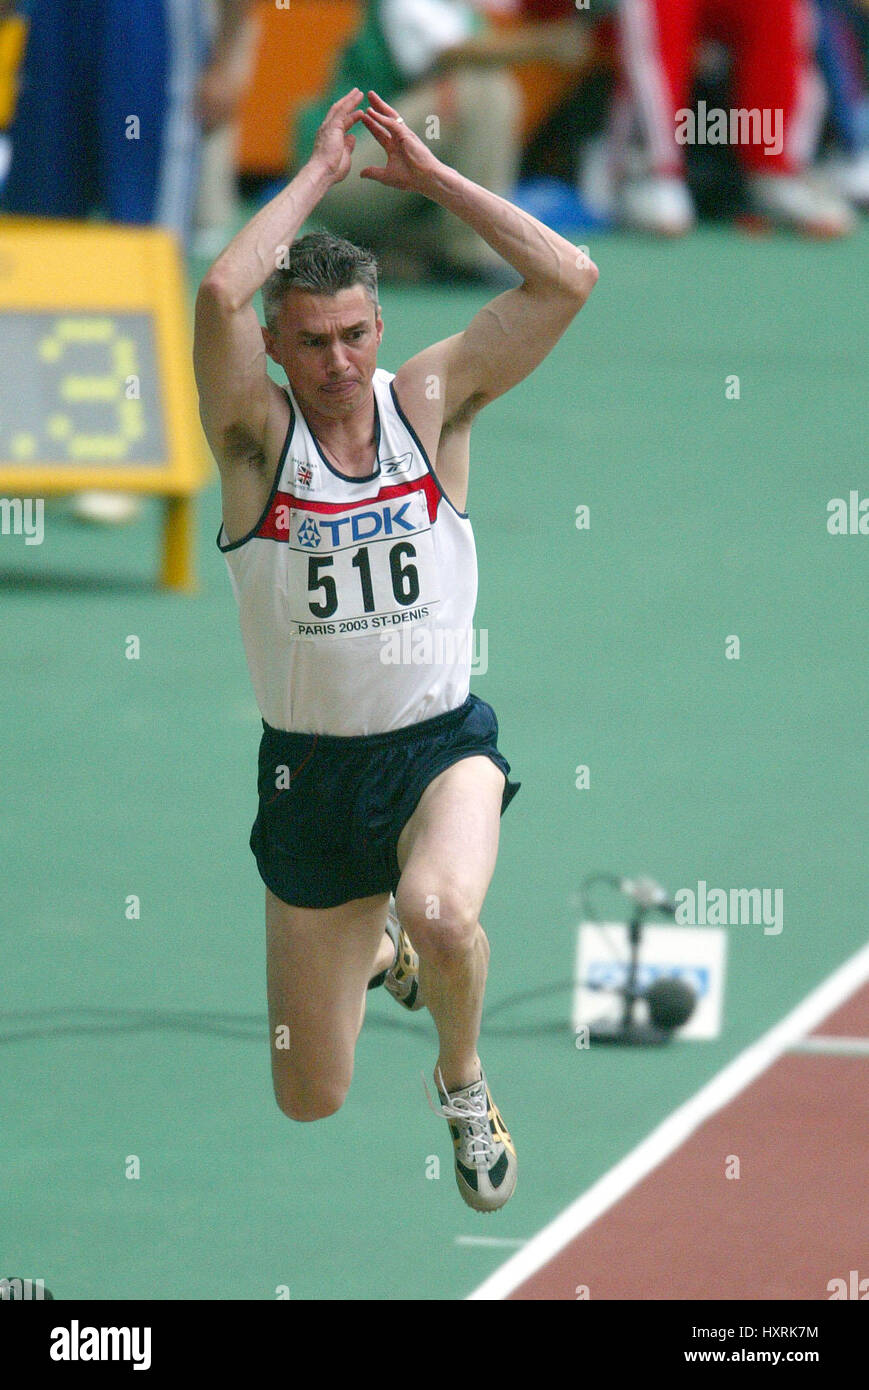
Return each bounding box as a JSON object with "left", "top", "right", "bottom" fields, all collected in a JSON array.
[{"left": 2, "top": 224, "right": 866, "bottom": 1300}]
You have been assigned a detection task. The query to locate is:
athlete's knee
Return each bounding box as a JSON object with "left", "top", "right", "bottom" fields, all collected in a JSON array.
[
  {"left": 396, "top": 885, "right": 482, "bottom": 961},
  {"left": 273, "top": 1074, "right": 349, "bottom": 1123}
]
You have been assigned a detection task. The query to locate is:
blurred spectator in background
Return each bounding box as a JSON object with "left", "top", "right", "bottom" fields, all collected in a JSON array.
[
  {"left": 0, "top": 3, "right": 25, "bottom": 187},
  {"left": 813, "top": 0, "right": 869, "bottom": 206},
  {"left": 292, "top": 0, "right": 590, "bottom": 282},
  {"left": 0, "top": 0, "right": 255, "bottom": 522},
  {"left": 473, "top": 0, "right": 869, "bottom": 235},
  {"left": 607, "top": 0, "right": 856, "bottom": 237},
  {"left": 0, "top": 0, "right": 253, "bottom": 248},
  {"left": 506, "top": 0, "right": 620, "bottom": 230},
  {"left": 193, "top": 0, "right": 259, "bottom": 256}
]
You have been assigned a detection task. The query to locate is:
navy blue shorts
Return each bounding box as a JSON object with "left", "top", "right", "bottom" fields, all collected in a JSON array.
[{"left": 250, "top": 694, "right": 520, "bottom": 909}]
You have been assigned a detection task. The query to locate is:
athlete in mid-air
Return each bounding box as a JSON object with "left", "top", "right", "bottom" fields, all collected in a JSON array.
[{"left": 194, "top": 88, "right": 598, "bottom": 1212}]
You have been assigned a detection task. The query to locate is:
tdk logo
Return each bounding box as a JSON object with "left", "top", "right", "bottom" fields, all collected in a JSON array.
[{"left": 298, "top": 502, "right": 417, "bottom": 549}]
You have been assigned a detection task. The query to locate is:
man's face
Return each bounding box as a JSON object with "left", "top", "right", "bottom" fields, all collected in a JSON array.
[{"left": 263, "top": 285, "right": 383, "bottom": 419}]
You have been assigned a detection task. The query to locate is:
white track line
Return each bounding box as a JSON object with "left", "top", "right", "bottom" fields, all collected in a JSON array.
[
  {"left": 467, "top": 940, "right": 869, "bottom": 1300},
  {"left": 455, "top": 1236, "right": 527, "bottom": 1249},
  {"left": 789, "top": 1035, "right": 869, "bottom": 1056}
]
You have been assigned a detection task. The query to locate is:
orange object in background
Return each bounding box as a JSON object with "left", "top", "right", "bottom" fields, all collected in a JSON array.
[
  {"left": 237, "top": 0, "right": 361, "bottom": 176},
  {"left": 509, "top": 63, "right": 586, "bottom": 142},
  {"left": 488, "top": 3, "right": 611, "bottom": 138},
  {"left": 0, "top": 14, "right": 28, "bottom": 129},
  {"left": 235, "top": 0, "right": 606, "bottom": 179}
]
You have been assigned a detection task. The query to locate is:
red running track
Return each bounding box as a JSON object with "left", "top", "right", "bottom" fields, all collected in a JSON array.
[{"left": 510, "top": 985, "right": 869, "bottom": 1300}]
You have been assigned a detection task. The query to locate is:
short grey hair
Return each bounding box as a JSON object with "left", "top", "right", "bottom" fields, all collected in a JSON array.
[{"left": 262, "top": 232, "right": 379, "bottom": 331}]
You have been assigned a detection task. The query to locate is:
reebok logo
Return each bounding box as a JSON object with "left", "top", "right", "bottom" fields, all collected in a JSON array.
[{"left": 380, "top": 453, "right": 412, "bottom": 476}]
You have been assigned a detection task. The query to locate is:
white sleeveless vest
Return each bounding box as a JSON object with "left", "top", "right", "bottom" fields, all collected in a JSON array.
[{"left": 219, "top": 368, "right": 478, "bottom": 735}]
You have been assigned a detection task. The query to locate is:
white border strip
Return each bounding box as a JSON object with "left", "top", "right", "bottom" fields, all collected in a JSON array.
[
  {"left": 455, "top": 1236, "right": 527, "bottom": 1250},
  {"left": 789, "top": 1035, "right": 869, "bottom": 1056},
  {"left": 467, "top": 940, "right": 869, "bottom": 1300}
]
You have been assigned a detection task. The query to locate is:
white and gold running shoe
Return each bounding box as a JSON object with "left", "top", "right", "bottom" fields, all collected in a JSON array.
[
  {"left": 429, "top": 1070, "right": 517, "bottom": 1213},
  {"left": 383, "top": 898, "right": 424, "bottom": 1012},
  {"left": 368, "top": 897, "right": 424, "bottom": 1010}
]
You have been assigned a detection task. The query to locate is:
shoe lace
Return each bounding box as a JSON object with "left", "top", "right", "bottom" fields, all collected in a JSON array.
[{"left": 423, "top": 1070, "right": 494, "bottom": 1164}]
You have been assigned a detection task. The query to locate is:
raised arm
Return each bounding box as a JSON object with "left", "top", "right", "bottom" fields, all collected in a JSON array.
[
  {"left": 361, "top": 91, "right": 598, "bottom": 434},
  {"left": 193, "top": 89, "right": 364, "bottom": 471}
]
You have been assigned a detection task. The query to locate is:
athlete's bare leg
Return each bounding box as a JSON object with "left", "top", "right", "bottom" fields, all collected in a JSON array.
[
  {"left": 266, "top": 888, "right": 392, "bottom": 1121},
  {"left": 395, "top": 755, "right": 505, "bottom": 1093}
]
